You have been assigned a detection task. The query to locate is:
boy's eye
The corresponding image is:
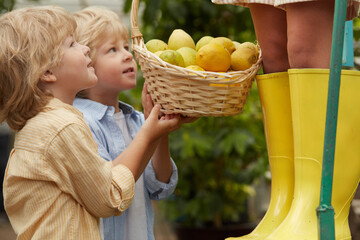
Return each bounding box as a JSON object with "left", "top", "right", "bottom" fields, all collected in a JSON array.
[
  {"left": 109, "top": 48, "right": 116, "bottom": 53},
  {"left": 70, "top": 42, "right": 75, "bottom": 47},
  {"left": 124, "top": 46, "right": 130, "bottom": 51}
]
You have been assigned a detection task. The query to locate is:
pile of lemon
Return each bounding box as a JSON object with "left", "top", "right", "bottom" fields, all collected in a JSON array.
[{"left": 145, "top": 29, "right": 259, "bottom": 72}]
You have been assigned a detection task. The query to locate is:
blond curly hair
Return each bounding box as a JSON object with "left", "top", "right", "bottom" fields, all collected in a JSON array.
[
  {"left": 74, "top": 6, "right": 129, "bottom": 98},
  {"left": 0, "top": 6, "right": 77, "bottom": 131}
]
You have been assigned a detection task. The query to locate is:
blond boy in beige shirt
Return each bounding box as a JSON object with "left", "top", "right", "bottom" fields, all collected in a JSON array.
[{"left": 0, "top": 6, "right": 181, "bottom": 240}]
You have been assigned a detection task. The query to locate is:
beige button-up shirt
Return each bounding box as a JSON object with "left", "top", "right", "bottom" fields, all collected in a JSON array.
[{"left": 3, "top": 98, "right": 135, "bottom": 240}]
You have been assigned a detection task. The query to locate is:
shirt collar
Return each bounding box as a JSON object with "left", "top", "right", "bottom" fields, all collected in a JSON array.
[
  {"left": 74, "top": 98, "right": 135, "bottom": 121},
  {"left": 45, "top": 98, "right": 84, "bottom": 117},
  {"left": 118, "top": 101, "right": 135, "bottom": 115}
]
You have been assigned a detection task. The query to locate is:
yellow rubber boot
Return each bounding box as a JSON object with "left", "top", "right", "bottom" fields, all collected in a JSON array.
[
  {"left": 226, "top": 72, "right": 294, "bottom": 240},
  {"left": 265, "top": 69, "right": 360, "bottom": 240}
]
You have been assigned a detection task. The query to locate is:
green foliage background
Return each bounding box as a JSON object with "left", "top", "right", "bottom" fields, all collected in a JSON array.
[{"left": 0, "top": 0, "right": 15, "bottom": 13}]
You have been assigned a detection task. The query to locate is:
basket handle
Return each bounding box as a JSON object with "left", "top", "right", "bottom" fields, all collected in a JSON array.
[{"left": 131, "top": 0, "right": 143, "bottom": 43}]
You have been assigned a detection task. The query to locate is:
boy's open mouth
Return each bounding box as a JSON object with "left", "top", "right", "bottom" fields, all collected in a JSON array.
[{"left": 123, "top": 67, "right": 134, "bottom": 73}]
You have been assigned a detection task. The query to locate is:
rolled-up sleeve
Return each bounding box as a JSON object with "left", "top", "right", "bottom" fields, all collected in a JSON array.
[
  {"left": 144, "top": 158, "right": 178, "bottom": 200},
  {"left": 46, "top": 122, "right": 135, "bottom": 218}
]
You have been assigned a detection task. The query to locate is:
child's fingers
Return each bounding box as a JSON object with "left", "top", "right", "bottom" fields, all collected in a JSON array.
[
  {"left": 161, "top": 113, "right": 180, "bottom": 125},
  {"left": 144, "top": 84, "right": 154, "bottom": 107},
  {"left": 163, "top": 114, "right": 171, "bottom": 120},
  {"left": 163, "top": 114, "right": 174, "bottom": 120},
  {"left": 143, "top": 83, "right": 148, "bottom": 92},
  {"left": 141, "top": 83, "right": 148, "bottom": 102},
  {"left": 181, "top": 116, "right": 199, "bottom": 124},
  {"left": 142, "top": 83, "right": 155, "bottom": 119},
  {"left": 142, "top": 83, "right": 148, "bottom": 96},
  {"left": 166, "top": 114, "right": 182, "bottom": 131},
  {"left": 146, "top": 93, "right": 153, "bottom": 109},
  {"left": 148, "top": 104, "right": 161, "bottom": 120},
  {"left": 144, "top": 83, "right": 155, "bottom": 107},
  {"left": 170, "top": 114, "right": 180, "bottom": 120},
  {"left": 141, "top": 85, "right": 147, "bottom": 112}
]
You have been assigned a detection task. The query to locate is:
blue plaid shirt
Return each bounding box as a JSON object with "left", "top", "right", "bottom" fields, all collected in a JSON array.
[{"left": 73, "top": 98, "right": 178, "bottom": 240}]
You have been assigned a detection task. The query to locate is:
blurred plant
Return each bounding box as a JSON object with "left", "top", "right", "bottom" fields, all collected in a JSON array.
[
  {"left": 0, "top": 0, "right": 41, "bottom": 14},
  {"left": 0, "top": 0, "right": 16, "bottom": 13},
  {"left": 124, "top": 0, "right": 255, "bottom": 45},
  {"left": 158, "top": 83, "right": 267, "bottom": 228}
]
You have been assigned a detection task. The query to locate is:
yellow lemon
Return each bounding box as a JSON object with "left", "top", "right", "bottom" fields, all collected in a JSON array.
[
  {"left": 145, "top": 39, "right": 169, "bottom": 53},
  {"left": 230, "top": 45, "right": 258, "bottom": 71},
  {"left": 209, "top": 37, "right": 236, "bottom": 54},
  {"left": 154, "top": 51, "right": 164, "bottom": 57},
  {"left": 196, "top": 43, "right": 231, "bottom": 72},
  {"left": 168, "top": 29, "right": 196, "bottom": 50},
  {"left": 159, "top": 50, "right": 185, "bottom": 67},
  {"left": 176, "top": 47, "right": 197, "bottom": 67},
  {"left": 233, "top": 41, "right": 241, "bottom": 49},
  {"left": 195, "top": 36, "right": 214, "bottom": 51},
  {"left": 210, "top": 74, "right": 228, "bottom": 87},
  {"left": 240, "top": 42, "right": 259, "bottom": 57},
  {"left": 186, "top": 65, "right": 205, "bottom": 71},
  {"left": 210, "top": 73, "right": 241, "bottom": 87}
]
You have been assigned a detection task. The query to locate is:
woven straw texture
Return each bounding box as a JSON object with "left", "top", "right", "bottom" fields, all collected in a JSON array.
[{"left": 131, "top": 0, "right": 263, "bottom": 117}]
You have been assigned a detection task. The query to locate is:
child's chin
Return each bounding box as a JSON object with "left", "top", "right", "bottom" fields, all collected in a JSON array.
[
  {"left": 88, "top": 76, "right": 98, "bottom": 87},
  {"left": 130, "top": 82, "right": 137, "bottom": 89},
  {"left": 125, "top": 82, "right": 137, "bottom": 90}
]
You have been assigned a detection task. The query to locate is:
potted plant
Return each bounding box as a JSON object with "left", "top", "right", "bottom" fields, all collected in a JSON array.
[{"left": 157, "top": 84, "right": 268, "bottom": 240}]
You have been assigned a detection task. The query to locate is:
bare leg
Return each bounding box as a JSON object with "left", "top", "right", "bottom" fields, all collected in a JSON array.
[
  {"left": 286, "top": 0, "right": 335, "bottom": 68},
  {"left": 249, "top": 4, "right": 289, "bottom": 74}
]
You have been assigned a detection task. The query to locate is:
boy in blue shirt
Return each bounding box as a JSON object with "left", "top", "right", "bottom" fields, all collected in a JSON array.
[{"left": 73, "top": 6, "right": 196, "bottom": 240}]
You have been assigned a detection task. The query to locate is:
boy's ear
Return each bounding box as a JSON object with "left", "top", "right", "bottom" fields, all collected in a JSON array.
[{"left": 40, "top": 70, "right": 57, "bottom": 83}]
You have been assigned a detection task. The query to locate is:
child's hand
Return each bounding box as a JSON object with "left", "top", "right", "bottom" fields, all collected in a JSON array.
[
  {"left": 180, "top": 116, "right": 199, "bottom": 124},
  {"left": 142, "top": 105, "right": 181, "bottom": 140},
  {"left": 142, "top": 83, "right": 154, "bottom": 119}
]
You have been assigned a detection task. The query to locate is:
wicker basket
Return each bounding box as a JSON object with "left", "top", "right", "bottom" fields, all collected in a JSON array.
[{"left": 130, "top": 0, "right": 262, "bottom": 117}]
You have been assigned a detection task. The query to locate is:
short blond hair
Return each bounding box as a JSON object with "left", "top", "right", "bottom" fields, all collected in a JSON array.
[
  {"left": 0, "top": 6, "right": 77, "bottom": 131},
  {"left": 74, "top": 6, "right": 129, "bottom": 98},
  {"left": 74, "top": 6, "right": 129, "bottom": 61}
]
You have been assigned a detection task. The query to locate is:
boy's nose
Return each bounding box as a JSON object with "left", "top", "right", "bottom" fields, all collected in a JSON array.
[
  {"left": 83, "top": 45, "right": 90, "bottom": 55},
  {"left": 123, "top": 51, "right": 133, "bottom": 62}
]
